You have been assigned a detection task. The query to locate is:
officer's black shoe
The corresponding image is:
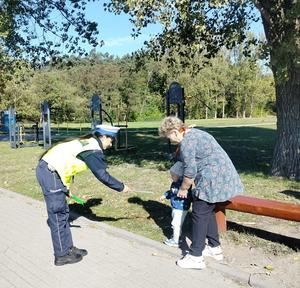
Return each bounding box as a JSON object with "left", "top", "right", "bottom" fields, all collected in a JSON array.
[
  {"left": 54, "top": 250, "right": 83, "bottom": 266},
  {"left": 70, "top": 246, "right": 88, "bottom": 257}
]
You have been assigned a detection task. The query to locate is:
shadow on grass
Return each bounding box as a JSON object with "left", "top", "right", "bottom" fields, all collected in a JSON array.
[
  {"left": 128, "top": 196, "right": 173, "bottom": 238},
  {"left": 108, "top": 126, "right": 276, "bottom": 175},
  {"left": 280, "top": 190, "right": 300, "bottom": 200},
  {"left": 47, "top": 126, "right": 276, "bottom": 175},
  {"left": 69, "top": 198, "right": 129, "bottom": 222},
  {"left": 227, "top": 221, "right": 300, "bottom": 251}
]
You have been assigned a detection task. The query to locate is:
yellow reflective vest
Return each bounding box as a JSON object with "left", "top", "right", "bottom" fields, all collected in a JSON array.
[{"left": 42, "top": 137, "right": 102, "bottom": 188}]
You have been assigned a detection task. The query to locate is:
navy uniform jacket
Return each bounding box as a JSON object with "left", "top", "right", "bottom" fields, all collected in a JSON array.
[{"left": 77, "top": 137, "right": 124, "bottom": 192}]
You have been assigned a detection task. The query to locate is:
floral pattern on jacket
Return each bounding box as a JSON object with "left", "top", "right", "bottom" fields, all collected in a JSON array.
[{"left": 180, "top": 128, "right": 244, "bottom": 203}]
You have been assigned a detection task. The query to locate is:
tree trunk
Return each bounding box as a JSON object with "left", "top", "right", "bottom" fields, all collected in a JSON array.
[
  {"left": 222, "top": 97, "right": 225, "bottom": 118},
  {"left": 242, "top": 95, "right": 246, "bottom": 118},
  {"left": 270, "top": 67, "right": 300, "bottom": 180},
  {"left": 256, "top": 0, "right": 300, "bottom": 180},
  {"left": 214, "top": 94, "right": 217, "bottom": 119},
  {"left": 250, "top": 94, "right": 254, "bottom": 118}
]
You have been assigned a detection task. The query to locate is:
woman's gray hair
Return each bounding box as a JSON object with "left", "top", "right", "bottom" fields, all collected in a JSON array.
[{"left": 158, "top": 116, "right": 184, "bottom": 137}]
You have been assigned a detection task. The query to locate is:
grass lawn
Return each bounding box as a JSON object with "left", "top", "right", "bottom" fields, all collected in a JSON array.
[{"left": 1, "top": 116, "right": 299, "bottom": 254}]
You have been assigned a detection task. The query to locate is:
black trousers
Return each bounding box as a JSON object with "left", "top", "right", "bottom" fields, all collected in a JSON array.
[
  {"left": 36, "top": 160, "right": 73, "bottom": 257},
  {"left": 190, "top": 198, "right": 220, "bottom": 256}
]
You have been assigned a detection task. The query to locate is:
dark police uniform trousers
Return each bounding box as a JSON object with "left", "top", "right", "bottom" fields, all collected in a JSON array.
[{"left": 36, "top": 160, "right": 73, "bottom": 257}]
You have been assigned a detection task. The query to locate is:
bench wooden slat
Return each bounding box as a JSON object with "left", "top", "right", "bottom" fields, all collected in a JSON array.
[
  {"left": 215, "top": 195, "right": 300, "bottom": 232},
  {"left": 225, "top": 195, "right": 300, "bottom": 221}
]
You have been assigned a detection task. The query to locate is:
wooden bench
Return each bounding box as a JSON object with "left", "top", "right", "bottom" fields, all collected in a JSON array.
[{"left": 215, "top": 195, "right": 300, "bottom": 232}]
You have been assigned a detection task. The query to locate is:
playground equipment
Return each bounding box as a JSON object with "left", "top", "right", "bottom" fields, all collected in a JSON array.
[
  {"left": 8, "top": 100, "right": 51, "bottom": 149},
  {"left": 8, "top": 107, "right": 18, "bottom": 148},
  {"left": 41, "top": 100, "right": 52, "bottom": 149},
  {"left": 91, "top": 93, "right": 104, "bottom": 128},
  {"left": 165, "top": 82, "right": 186, "bottom": 154},
  {"left": 7, "top": 106, "right": 40, "bottom": 148},
  {"left": 166, "top": 81, "right": 185, "bottom": 122},
  {"left": 90, "top": 93, "right": 135, "bottom": 151},
  {"left": 0, "top": 110, "right": 13, "bottom": 133},
  {"left": 91, "top": 93, "right": 114, "bottom": 127}
]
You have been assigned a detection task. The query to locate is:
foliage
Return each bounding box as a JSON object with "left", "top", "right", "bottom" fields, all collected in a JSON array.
[
  {"left": 105, "top": 0, "right": 259, "bottom": 72},
  {"left": 0, "top": 0, "right": 99, "bottom": 63},
  {"left": 0, "top": 50, "right": 275, "bottom": 122},
  {"left": 104, "top": 0, "right": 300, "bottom": 180},
  {"left": 0, "top": 0, "right": 100, "bottom": 95}
]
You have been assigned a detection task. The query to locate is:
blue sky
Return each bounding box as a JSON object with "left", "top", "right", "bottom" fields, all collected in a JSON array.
[
  {"left": 83, "top": 2, "right": 264, "bottom": 57},
  {"left": 85, "top": 2, "right": 162, "bottom": 57}
]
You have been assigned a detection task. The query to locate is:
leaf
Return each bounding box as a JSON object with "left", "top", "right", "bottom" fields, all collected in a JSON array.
[{"left": 264, "top": 264, "right": 273, "bottom": 271}]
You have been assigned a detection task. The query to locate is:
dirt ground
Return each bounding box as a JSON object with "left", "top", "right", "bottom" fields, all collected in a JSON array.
[
  {"left": 222, "top": 241, "right": 299, "bottom": 287},
  {"left": 179, "top": 215, "right": 300, "bottom": 287},
  {"left": 219, "top": 218, "right": 300, "bottom": 287}
]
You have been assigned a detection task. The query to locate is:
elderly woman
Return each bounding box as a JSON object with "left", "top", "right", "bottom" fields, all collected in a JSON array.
[{"left": 159, "top": 116, "right": 243, "bottom": 269}]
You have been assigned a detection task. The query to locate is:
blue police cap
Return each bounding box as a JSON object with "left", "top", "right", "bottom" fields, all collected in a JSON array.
[{"left": 94, "top": 124, "right": 120, "bottom": 138}]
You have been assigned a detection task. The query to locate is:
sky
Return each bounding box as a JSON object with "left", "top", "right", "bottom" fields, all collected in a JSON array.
[
  {"left": 84, "top": 2, "right": 163, "bottom": 57},
  {"left": 82, "top": 2, "right": 265, "bottom": 57}
]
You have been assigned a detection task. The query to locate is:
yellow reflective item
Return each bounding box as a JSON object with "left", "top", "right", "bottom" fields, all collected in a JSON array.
[{"left": 42, "top": 138, "right": 101, "bottom": 188}]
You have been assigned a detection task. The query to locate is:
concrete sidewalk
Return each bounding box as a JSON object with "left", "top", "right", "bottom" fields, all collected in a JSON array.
[{"left": 0, "top": 188, "right": 278, "bottom": 288}]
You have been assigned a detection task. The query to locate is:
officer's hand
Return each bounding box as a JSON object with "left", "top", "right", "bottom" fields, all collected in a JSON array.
[
  {"left": 121, "top": 185, "right": 131, "bottom": 193},
  {"left": 159, "top": 195, "right": 166, "bottom": 202},
  {"left": 177, "top": 189, "right": 188, "bottom": 198}
]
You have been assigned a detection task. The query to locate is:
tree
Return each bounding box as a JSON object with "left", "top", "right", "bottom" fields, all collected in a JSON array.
[
  {"left": 106, "top": 0, "right": 300, "bottom": 180},
  {"left": 0, "top": 0, "right": 99, "bottom": 84}
]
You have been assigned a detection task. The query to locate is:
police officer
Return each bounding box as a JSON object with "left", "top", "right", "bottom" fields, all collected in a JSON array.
[{"left": 36, "top": 125, "right": 131, "bottom": 266}]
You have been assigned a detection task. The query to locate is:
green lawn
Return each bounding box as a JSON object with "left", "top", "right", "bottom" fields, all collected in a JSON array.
[{"left": 1, "top": 116, "right": 299, "bottom": 254}]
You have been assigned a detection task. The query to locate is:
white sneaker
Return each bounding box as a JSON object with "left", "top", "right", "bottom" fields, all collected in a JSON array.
[
  {"left": 202, "top": 245, "right": 223, "bottom": 261},
  {"left": 164, "top": 238, "right": 179, "bottom": 247},
  {"left": 176, "top": 254, "right": 206, "bottom": 269}
]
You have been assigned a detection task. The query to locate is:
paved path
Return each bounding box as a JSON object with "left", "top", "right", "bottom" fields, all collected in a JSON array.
[{"left": 0, "top": 188, "right": 279, "bottom": 288}]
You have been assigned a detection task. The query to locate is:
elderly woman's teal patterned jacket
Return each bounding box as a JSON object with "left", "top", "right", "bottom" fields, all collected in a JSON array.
[{"left": 180, "top": 128, "right": 244, "bottom": 203}]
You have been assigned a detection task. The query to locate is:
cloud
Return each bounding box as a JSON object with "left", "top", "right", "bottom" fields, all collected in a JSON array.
[
  {"left": 104, "top": 36, "right": 133, "bottom": 47},
  {"left": 103, "top": 34, "right": 151, "bottom": 47}
]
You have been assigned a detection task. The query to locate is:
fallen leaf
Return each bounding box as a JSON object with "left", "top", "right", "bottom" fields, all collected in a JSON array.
[{"left": 264, "top": 264, "right": 273, "bottom": 271}]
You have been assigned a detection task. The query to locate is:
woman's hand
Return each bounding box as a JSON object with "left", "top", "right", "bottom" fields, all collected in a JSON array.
[
  {"left": 177, "top": 189, "right": 188, "bottom": 198},
  {"left": 122, "top": 185, "right": 131, "bottom": 193}
]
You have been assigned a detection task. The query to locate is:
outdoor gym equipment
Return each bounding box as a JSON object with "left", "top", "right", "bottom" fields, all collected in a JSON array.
[
  {"left": 8, "top": 100, "right": 51, "bottom": 149},
  {"left": 8, "top": 107, "right": 18, "bottom": 148},
  {"left": 91, "top": 93, "right": 115, "bottom": 126},
  {"left": 7, "top": 107, "right": 39, "bottom": 148},
  {"left": 90, "top": 93, "right": 135, "bottom": 151},
  {"left": 5, "top": 107, "right": 39, "bottom": 148},
  {"left": 166, "top": 81, "right": 185, "bottom": 122},
  {"left": 41, "top": 100, "right": 52, "bottom": 149},
  {"left": 165, "top": 82, "right": 186, "bottom": 154},
  {"left": 0, "top": 110, "right": 13, "bottom": 133}
]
